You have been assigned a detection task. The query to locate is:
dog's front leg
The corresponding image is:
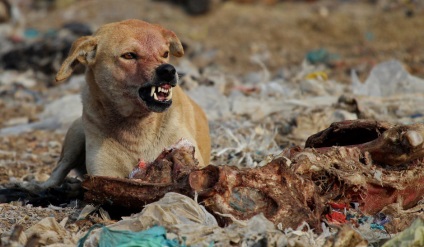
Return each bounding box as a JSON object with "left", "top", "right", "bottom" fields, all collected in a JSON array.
[{"left": 40, "top": 118, "right": 86, "bottom": 189}]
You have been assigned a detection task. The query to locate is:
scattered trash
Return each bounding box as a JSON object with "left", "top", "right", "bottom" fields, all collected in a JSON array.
[
  {"left": 25, "top": 217, "right": 76, "bottom": 246},
  {"left": 305, "top": 71, "right": 328, "bottom": 81},
  {"left": 0, "top": 94, "right": 82, "bottom": 136},
  {"left": 1, "top": 217, "right": 82, "bottom": 246},
  {"left": 187, "top": 86, "right": 232, "bottom": 121},
  {"left": 77, "top": 204, "right": 99, "bottom": 220},
  {"left": 326, "top": 211, "right": 347, "bottom": 225},
  {"left": 80, "top": 192, "right": 324, "bottom": 247},
  {"left": 0, "top": 22, "right": 92, "bottom": 79},
  {"left": 382, "top": 216, "right": 424, "bottom": 247},
  {"left": 322, "top": 225, "right": 368, "bottom": 247},
  {"left": 0, "top": 70, "right": 37, "bottom": 88},
  {"left": 351, "top": 60, "right": 424, "bottom": 97},
  {"left": 38, "top": 94, "right": 83, "bottom": 129},
  {"left": 306, "top": 49, "right": 339, "bottom": 65}
]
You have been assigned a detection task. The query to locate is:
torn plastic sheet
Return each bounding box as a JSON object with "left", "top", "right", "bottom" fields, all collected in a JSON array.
[
  {"left": 79, "top": 225, "right": 181, "bottom": 247},
  {"left": 351, "top": 60, "right": 424, "bottom": 97}
]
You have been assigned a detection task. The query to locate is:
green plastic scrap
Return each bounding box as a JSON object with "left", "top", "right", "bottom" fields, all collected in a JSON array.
[
  {"left": 78, "top": 225, "right": 183, "bottom": 247},
  {"left": 382, "top": 217, "right": 424, "bottom": 247}
]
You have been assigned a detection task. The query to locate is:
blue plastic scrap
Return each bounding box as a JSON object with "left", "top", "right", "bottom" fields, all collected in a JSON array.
[
  {"left": 305, "top": 48, "right": 340, "bottom": 64},
  {"left": 78, "top": 225, "right": 184, "bottom": 247},
  {"left": 370, "top": 223, "right": 385, "bottom": 231},
  {"left": 357, "top": 216, "right": 369, "bottom": 225},
  {"left": 373, "top": 212, "right": 390, "bottom": 225}
]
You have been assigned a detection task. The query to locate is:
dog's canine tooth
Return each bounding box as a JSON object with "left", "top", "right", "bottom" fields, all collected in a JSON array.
[
  {"left": 153, "top": 92, "right": 158, "bottom": 100},
  {"left": 151, "top": 86, "right": 156, "bottom": 97},
  {"left": 166, "top": 89, "right": 173, "bottom": 100}
]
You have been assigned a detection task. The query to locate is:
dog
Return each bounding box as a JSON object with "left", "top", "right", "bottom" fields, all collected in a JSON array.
[{"left": 41, "top": 19, "right": 211, "bottom": 189}]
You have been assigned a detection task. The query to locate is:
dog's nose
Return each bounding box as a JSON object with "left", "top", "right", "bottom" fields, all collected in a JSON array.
[{"left": 156, "top": 64, "right": 176, "bottom": 82}]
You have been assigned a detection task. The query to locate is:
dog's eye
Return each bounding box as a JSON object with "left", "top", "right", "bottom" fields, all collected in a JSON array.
[
  {"left": 162, "top": 51, "right": 169, "bottom": 58},
  {"left": 121, "top": 52, "right": 137, "bottom": 60}
]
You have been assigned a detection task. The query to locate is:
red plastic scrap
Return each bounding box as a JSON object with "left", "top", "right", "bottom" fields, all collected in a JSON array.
[
  {"left": 326, "top": 211, "right": 347, "bottom": 224},
  {"left": 137, "top": 160, "right": 147, "bottom": 169}
]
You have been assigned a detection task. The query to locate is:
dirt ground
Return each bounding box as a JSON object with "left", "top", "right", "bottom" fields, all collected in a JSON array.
[{"left": 1, "top": 0, "right": 424, "bottom": 246}]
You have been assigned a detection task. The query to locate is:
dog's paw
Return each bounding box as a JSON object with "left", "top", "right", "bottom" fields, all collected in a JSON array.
[{"left": 0, "top": 178, "right": 83, "bottom": 206}]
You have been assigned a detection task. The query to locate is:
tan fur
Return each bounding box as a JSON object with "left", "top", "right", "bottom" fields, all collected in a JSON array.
[{"left": 41, "top": 19, "right": 210, "bottom": 188}]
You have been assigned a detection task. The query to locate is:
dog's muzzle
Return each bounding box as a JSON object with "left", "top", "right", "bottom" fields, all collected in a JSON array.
[{"left": 138, "top": 64, "right": 177, "bottom": 112}]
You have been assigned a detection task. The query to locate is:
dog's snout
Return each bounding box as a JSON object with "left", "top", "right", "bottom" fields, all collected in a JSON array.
[{"left": 156, "top": 64, "right": 176, "bottom": 82}]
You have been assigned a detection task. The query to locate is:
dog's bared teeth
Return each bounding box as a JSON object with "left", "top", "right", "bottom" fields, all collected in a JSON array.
[
  {"left": 153, "top": 92, "right": 158, "bottom": 100},
  {"left": 158, "top": 87, "right": 169, "bottom": 93},
  {"left": 166, "top": 88, "right": 173, "bottom": 100},
  {"left": 151, "top": 86, "right": 156, "bottom": 97}
]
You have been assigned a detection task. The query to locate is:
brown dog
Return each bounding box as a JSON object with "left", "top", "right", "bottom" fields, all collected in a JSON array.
[{"left": 41, "top": 19, "right": 210, "bottom": 188}]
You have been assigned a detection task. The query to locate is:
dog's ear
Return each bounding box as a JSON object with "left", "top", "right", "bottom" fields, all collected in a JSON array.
[
  {"left": 163, "top": 30, "right": 184, "bottom": 57},
  {"left": 56, "top": 36, "right": 97, "bottom": 82}
]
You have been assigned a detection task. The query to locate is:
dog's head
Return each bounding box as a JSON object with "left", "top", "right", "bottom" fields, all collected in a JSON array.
[{"left": 56, "top": 19, "right": 184, "bottom": 115}]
